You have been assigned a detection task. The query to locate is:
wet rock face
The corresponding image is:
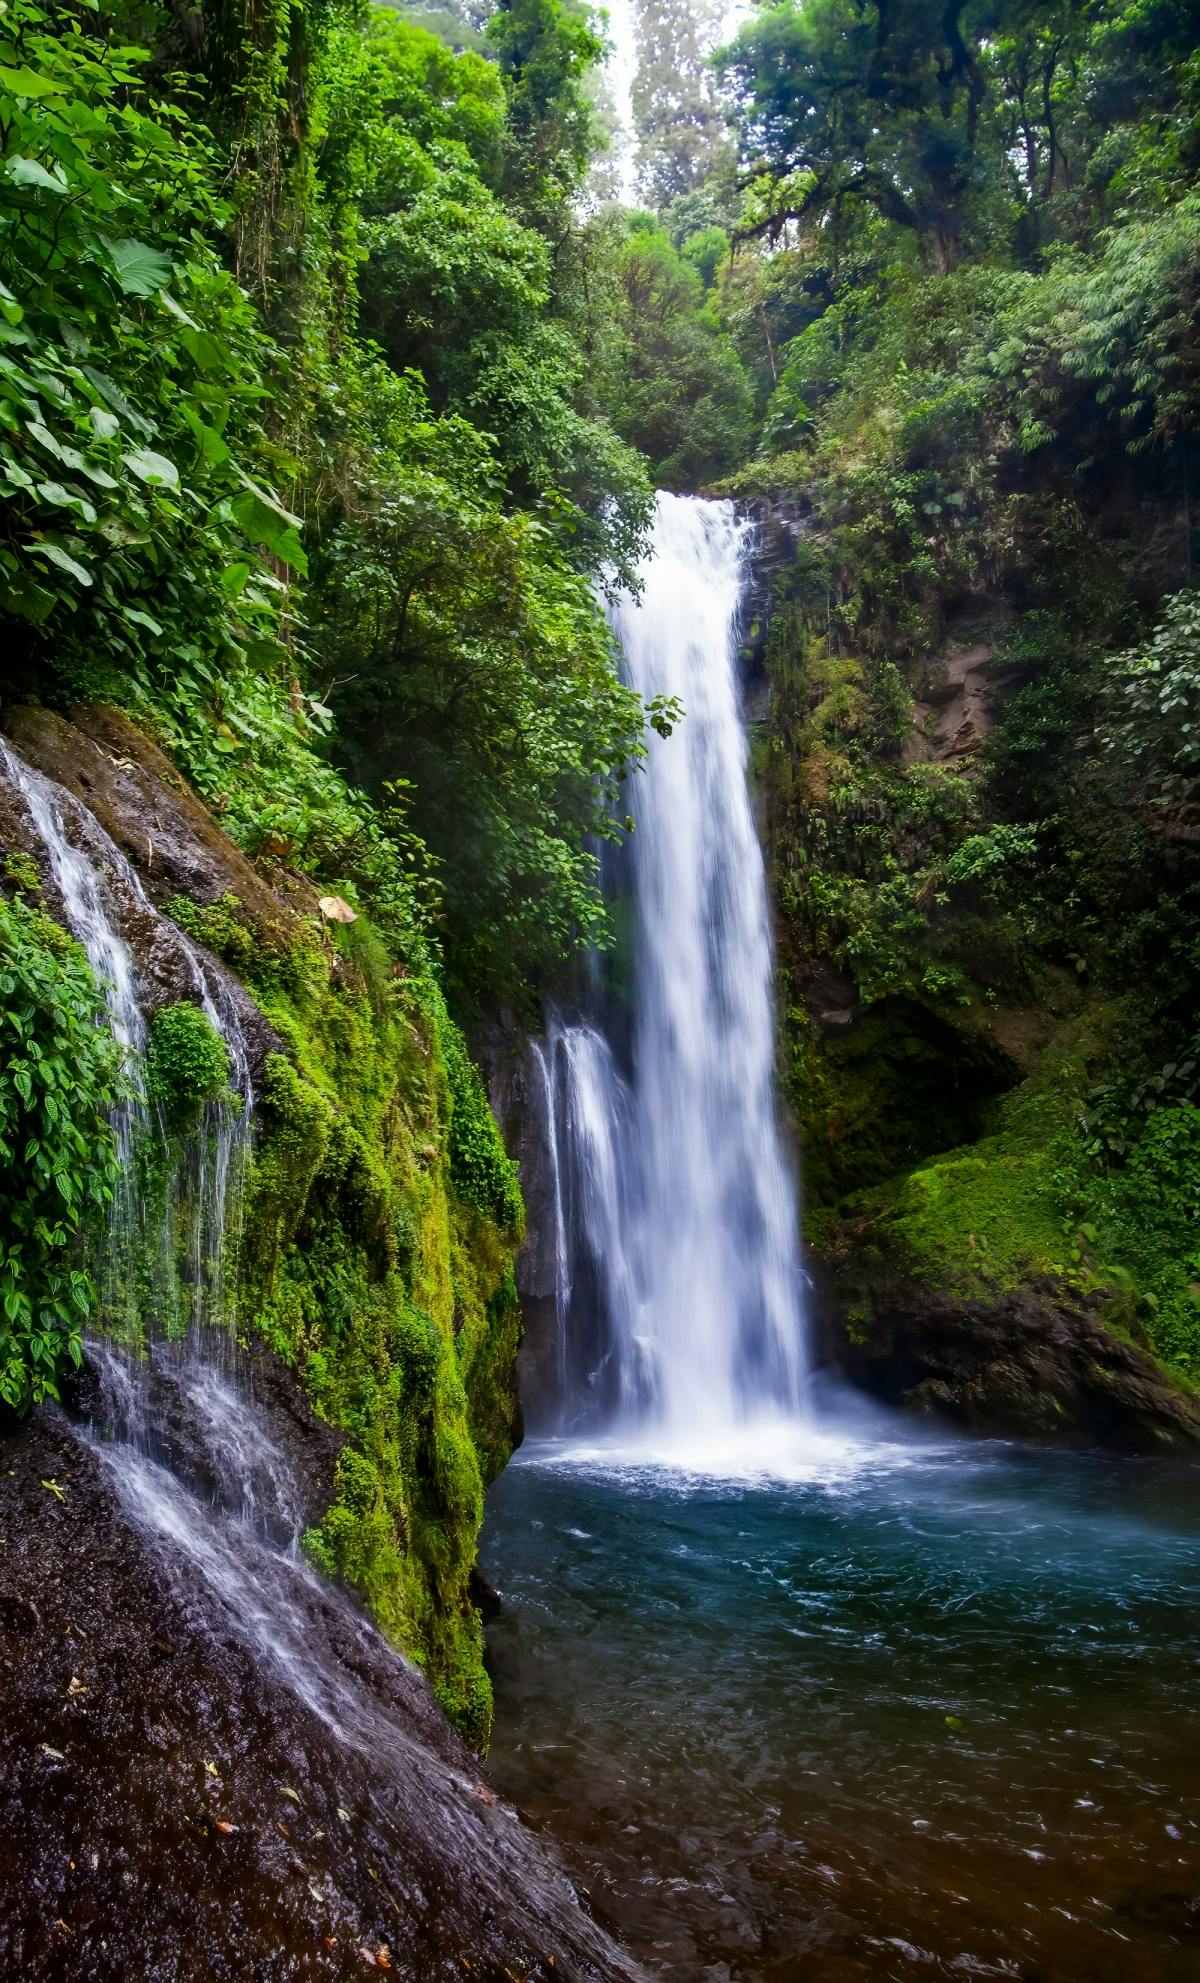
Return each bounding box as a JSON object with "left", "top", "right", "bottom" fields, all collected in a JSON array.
[
  {"left": 0, "top": 1412, "right": 642, "bottom": 1983},
  {"left": 734, "top": 497, "right": 808, "bottom": 695},
  {"left": 480, "top": 1027, "right": 562, "bottom": 1434},
  {"left": 819, "top": 1273, "right": 1200, "bottom": 1451},
  {"left": 3, "top": 703, "right": 290, "bottom": 936},
  {"left": 63, "top": 1339, "right": 346, "bottom": 1545},
  {"left": 0, "top": 709, "right": 280, "bottom": 1083}
]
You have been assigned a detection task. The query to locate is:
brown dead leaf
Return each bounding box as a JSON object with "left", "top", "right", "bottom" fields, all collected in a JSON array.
[{"left": 214, "top": 1821, "right": 237, "bottom": 1836}]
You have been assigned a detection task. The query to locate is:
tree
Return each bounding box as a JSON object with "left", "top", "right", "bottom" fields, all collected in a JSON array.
[
  {"left": 487, "top": 0, "right": 602, "bottom": 224},
  {"left": 601, "top": 216, "right": 754, "bottom": 486},
  {"left": 719, "top": 0, "right": 1000, "bottom": 273},
  {"left": 630, "top": 0, "right": 732, "bottom": 211}
]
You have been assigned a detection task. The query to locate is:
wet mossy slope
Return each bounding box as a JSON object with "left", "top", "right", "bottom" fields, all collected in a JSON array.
[{"left": 7, "top": 704, "right": 524, "bottom": 1744}]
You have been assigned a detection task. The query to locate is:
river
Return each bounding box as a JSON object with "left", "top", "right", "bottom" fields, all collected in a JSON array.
[{"left": 483, "top": 1423, "right": 1200, "bottom": 1979}]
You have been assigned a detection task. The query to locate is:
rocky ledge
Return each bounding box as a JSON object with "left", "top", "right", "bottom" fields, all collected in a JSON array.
[
  {"left": 819, "top": 1269, "right": 1200, "bottom": 1452},
  {"left": 0, "top": 1401, "right": 642, "bottom": 1983}
]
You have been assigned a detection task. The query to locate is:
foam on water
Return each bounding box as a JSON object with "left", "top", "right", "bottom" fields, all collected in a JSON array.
[{"left": 517, "top": 1409, "right": 963, "bottom": 1494}]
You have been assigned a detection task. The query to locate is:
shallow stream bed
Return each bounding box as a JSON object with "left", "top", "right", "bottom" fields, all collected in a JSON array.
[{"left": 481, "top": 1417, "right": 1200, "bottom": 1980}]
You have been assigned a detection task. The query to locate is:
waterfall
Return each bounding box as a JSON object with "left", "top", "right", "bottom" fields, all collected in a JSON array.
[
  {"left": 535, "top": 495, "right": 807, "bottom": 1442},
  {"left": 0, "top": 738, "right": 252, "bottom": 1389}
]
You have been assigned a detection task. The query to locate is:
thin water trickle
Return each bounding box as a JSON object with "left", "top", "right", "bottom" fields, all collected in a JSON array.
[
  {"left": 0, "top": 735, "right": 253, "bottom": 1352},
  {"left": 534, "top": 495, "right": 806, "bottom": 1441}
]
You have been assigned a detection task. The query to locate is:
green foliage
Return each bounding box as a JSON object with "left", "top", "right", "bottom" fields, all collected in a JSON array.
[
  {"left": 945, "top": 825, "right": 1040, "bottom": 905},
  {"left": 310, "top": 361, "right": 650, "bottom": 995},
  {"left": 487, "top": 0, "right": 601, "bottom": 221},
  {"left": 144, "top": 1002, "right": 230, "bottom": 1126},
  {"left": 629, "top": 0, "right": 732, "bottom": 211},
  {"left": 721, "top": 0, "right": 993, "bottom": 272},
  {"left": 721, "top": 0, "right": 1200, "bottom": 267},
  {"left": 1101, "top": 589, "right": 1200, "bottom": 815},
  {"left": 0, "top": 892, "right": 120, "bottom": 1406},
  {"left": 600, "top": 214, "right": 753, "bottom": 487},
  {"left": 166, "top": 892, "right": 255, "bottom": 973},
  {"left": 1079, "top": 1105, "right": 1200, "bottom": 1372},
  {"left": 0, "top": 0, "right": 662, "bottom": 1009},
  {"left": 734, "top": 7, "right": 1200, "bottom": 1421},
  {"left": 437, "top": 1009, "right": 524, "bottom": 1233},
  {"left": 0, "top": 0, "right": 300, "bottom": 702}
]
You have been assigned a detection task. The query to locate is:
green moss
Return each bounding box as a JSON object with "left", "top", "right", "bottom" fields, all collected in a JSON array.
[
  {"left": 236, "top": 914, "right": 523, "bottom": 1744},
  {"left": 788, "top": 997, "right": 1018, "bottom": 1207},
  {"left": 0, "top": 893, "right": 120, "bottom": 1406},
  {"left": 436, "top": 1006, "right": 524, "bottom": 1235},
  {"left": 145, "top": 1002, "right": 230, "bottom": 1126},
  {"left": 873, "top": 1126, "right": 1068, "bottom": 1293},
  {"left": 832, "top": 1044, "right": 1087, "bottom": 1296},
  {"left": 166, "top": 891, "right": 256, "bottom": 973}
]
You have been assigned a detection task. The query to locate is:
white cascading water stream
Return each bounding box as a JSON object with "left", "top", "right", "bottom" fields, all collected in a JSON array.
[
  {"left": 0, "top": 738, "right": 253, "bottom": 1433},
  {"left": 538, "top": 494, "right": 807, "bottom": 1443}
]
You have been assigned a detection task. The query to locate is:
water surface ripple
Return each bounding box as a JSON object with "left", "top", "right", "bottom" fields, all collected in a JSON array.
[{"left": 482, "top": 1424, "right": 1200, "bottom": 1980}]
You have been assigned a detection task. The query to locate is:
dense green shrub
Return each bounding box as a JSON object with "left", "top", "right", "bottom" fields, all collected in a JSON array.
[
  {"left": 0, "top": 894, "right": 120, "bottom": 1406},
  {"left": 145, "top": 1003, "right": 231, "bottom": 1127},
  {"left": 0, "top": 0, "right": 301, "bottom": 704}
]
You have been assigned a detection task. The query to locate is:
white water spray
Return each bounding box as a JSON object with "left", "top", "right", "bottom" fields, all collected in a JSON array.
[{"left": 538, "top": 495, "right": 807, "bottom": 1442}]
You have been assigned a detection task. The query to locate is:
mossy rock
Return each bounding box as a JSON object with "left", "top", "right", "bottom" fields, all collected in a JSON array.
[{"left": 236, "top": 936, "right": 524, "bottom": 1745}]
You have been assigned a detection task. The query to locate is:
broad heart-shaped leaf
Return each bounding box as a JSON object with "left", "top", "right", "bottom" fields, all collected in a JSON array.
[
  {"left": 7, "top": 156, "right": 69, "bottom": 197},
  {"left": 0, "top": 66, "right": 68, "bottom": 100},
  {"left": 103, "top": 237, "right": 173, "bottom": 299},
  {"left": 180, "top": 402, "right": 230, "bottom": 466},
  {"left": 230, "top": 489, "right": 308, "bottom": 574},
  {"left": 122, "top": 447, "right": 180, "bottom": 491},
  {"left": 235, "top": 469, "right": 302, "bottom": 529},
  {"left": 26, "top": 541, "right": 91, "bottom": 586},
  {"left": 273, "top": 525, "right": 309, "bottom": 577}
]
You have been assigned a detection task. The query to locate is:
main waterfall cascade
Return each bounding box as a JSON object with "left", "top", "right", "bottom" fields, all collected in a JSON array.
[{"left": 535, "top": 494, "right": 808, "bottom": 1442}]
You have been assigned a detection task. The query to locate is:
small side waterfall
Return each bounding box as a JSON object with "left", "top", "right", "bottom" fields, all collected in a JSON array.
[
  {"left": 0, "top": 737, "right": 253, "bottom": 1382},
  {"left": 535, "top": 495, "right": 807, "bottom": 1442}
]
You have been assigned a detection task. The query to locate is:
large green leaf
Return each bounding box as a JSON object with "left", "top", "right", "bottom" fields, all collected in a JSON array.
[
  {"left": 7, "top": 155, "right": 68, "bottom": 195},
  {"left": 122, "top": 447, "right": 180, "bottom": 491},
  {"left": 104, "top": 237, "right": 173, "bottom": 298},
  {"left": 27, "top": 541, "right": 91, "bottom": 585},
  {"left": 0, "top": 65, "right": 67, "bottom": 99}
]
